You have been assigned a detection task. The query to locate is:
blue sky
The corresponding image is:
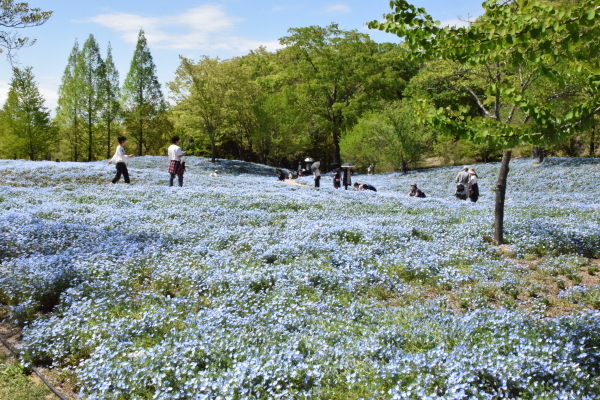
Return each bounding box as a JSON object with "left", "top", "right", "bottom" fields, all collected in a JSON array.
[{"left": 0, "top": 0, "right": 484, "bottom": 111}]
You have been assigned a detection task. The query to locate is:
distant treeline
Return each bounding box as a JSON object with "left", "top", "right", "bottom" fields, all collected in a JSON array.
[{"left": 1, "top": 23, "right": 598, "bottom": 173}]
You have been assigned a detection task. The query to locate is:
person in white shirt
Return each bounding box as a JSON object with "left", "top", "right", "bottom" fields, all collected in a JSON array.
[
  {"left": 107, "top": 136, "right": 134, "bottom": 184},
  {"left": 168, "top": 136, "right": 187, "bottom": 187}
]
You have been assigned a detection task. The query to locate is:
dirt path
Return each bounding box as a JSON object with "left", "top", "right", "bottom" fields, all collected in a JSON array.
[{"left": 283, "top": 179, "right": 308, "bottom": 187}]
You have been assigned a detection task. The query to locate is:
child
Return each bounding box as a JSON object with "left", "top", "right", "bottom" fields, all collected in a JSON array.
[
  {"left": 407, "top": 183, "right": 426, "bottom": 198},
  {"left": 168, "top": 136, "right": 187, "bottom": 187},
  {"left": 108, "top": 136, "right": 134, "bottom": 184}
]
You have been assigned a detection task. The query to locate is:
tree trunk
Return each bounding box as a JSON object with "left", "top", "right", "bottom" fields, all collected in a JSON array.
[
  {"left": 138, "top": 118, "right": 144, "bottom": 156},
  {"left": 208, "top": 126, "right": 217, "bottom": 163},
  {"left": 74, "top": 113, "right": 79, "bottom": 162},
  {"left": 590, "top": 125, "right": 596, "bottom": 157},
  {"left": 332, "top": 124, "right": 341, "bottom": 166},
  {"left": 532, "top": 146, "right": 544, "bottom": 163},
  {"left": 494, "top": 150, "right": 511, "bottom": 245},
  {"left": 107, "top": 119, "right": 112, "bottom": 160},
  {"left": 88, "top": 107, "right": 93, "bottom": 162},
  {"left": 401, "top": 160, "right": 408, "bottom": 174}
]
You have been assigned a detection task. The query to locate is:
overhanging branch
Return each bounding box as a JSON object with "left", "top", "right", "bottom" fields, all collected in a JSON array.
[{"left": 464, "top": 86, "right": 497, "bottom": 120}]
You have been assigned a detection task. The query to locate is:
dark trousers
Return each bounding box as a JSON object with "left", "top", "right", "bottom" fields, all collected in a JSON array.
[
  {"left": 112, "top": 163, "right": 130, "bottom": 184},
  {"left": 315, "top": 176, "right": 320, "bottom": 187},
  {"left": 170, "top": 173, "right": 183, "bottom": 187}
]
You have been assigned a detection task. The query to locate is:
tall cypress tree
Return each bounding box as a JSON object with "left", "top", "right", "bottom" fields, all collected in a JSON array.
[
  {"left": 0, "top": 67, "right": 55, "bottom": 160},
  {"left": 56, "top": 40, "right": 84, "bottom": 161},
  {"left": 102, "top": 42, "right": 121, "bottom": 159},
  {"left": 122, "top": 29, "right": 166, "bottom": 156},
  {"left": 77, "top": 34, "right": 104, "bottom": 161}
]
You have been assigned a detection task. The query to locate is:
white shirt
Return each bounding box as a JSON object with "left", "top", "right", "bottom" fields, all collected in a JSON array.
[
  {"left": 168, "top": 144, "right": 184, "bottom": 162},
  {"left": 111, "top": 145, "right": 128, "bottom": 164}
]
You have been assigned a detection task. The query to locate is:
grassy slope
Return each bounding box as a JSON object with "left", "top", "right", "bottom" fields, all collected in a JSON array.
[{"left": 0, "top": 351, "right": 52, "bottom": 400}]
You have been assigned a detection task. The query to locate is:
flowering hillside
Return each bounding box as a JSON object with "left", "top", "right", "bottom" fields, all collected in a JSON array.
[{"left": 1, "top": 157, "right": 600, "bottom": 399}]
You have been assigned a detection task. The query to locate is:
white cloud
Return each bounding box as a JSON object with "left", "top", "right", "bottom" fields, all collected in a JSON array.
[
  {"left": 89, "top": 5, "right": 281, "bottom": 54},
  {"left": 324, "top": 4, "right": 351, "bottom": 13}
]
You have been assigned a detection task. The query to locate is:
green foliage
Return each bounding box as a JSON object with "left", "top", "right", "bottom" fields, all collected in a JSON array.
[
  {"left": 0, "top": 66, "right": 56, "bottom": 160},
  {"left": 169, "top": 56, "right": 240, "bottom": 162},
  {"left": 122, "top": 29, "right": 168, "bottom": 156},
  {"left": 55, "top": 41, "right": 85, "bottom": 161},
  {"left": 77, "top": 34, "right": 105, "bottom": 161},
  {"left": 369, "top": 0, "right": 600, "bottom": 149},
  {"left": 279, "top": 24, "right": 392, "bottom": 165},
  {"left": 101, "top": 43, "right": 121, "bottom": 159},
  {"left": 341, "top": 101, "right": 431, "bottom": 173}
]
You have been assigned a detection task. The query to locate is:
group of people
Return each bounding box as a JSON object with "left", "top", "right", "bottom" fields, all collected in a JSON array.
[
  {"left": 109, "top": 138, "right": 479, "bottom": 202},
  {"left": 454, "top": 166, "right": 479, "bottom": 202},
  {"left": 309, "top": 163, "right": 477, "bottom": 202},
  {"left": 281, "top": 161, "right": 479, "bottom": 202},
  {"left": 331, "top": 167, "right": 353, "bottom": 190},
  {"left": 109, "top": 135, "right": 189, "bottom": 187}
]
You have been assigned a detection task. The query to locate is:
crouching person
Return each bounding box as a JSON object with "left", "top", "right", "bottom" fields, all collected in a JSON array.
[
  {"left": 408, "top": 183, "right": 426, "bottom": 198},
  {"left": 168, "top": 136, "right": 186, "bottom": 187},
  {"left": 354, "top": 182, "right": 377, "bottom": 192}
]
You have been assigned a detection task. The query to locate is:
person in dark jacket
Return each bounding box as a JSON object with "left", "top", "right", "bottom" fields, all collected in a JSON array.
[
  {"left": 276, "top": 169, "right": 286, "bottom": 181},
  {"left": 468, "top": 168, "right": 479, "bottom": 202},
  {"left": 354, "top": 182, "right": 377, "bottom": 192},
  {"left": 408, "top": 183, "right": 426, "bottom": 198},
  {"left": 333, "top": 168, "right": 341, "bottom": 189},
  {"left": 342, "top": 167, "right": 352, "bottom": 190}
]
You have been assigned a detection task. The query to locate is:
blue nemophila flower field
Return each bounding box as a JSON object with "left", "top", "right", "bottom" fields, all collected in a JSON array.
[{"left": 1, "top": 156, "right": 599, "bottom": 399}]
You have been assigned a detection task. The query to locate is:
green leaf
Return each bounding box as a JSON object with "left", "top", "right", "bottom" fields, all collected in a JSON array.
[
  {"left": 566, "top": 22, "right": 579, "bottom": 35},
  {"left": 585, "top": 9, "right": 596, "bottom": 20}
]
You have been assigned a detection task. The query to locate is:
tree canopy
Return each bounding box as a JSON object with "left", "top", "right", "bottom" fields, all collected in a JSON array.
[
  {"left": 369, "top": 0, "right": 600, "bottom": 243},
  {"left": 122, "top": 29, "right": 167, "bottom": 156},
  {"left": 0, "top": 1, "right": 52, "bottom": 61},
  {"left": 369, "top": 0, "right": 600, "bottom": 149},
  {"left": 0, "top": 66, "right": 55, "bottom": 160}
]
